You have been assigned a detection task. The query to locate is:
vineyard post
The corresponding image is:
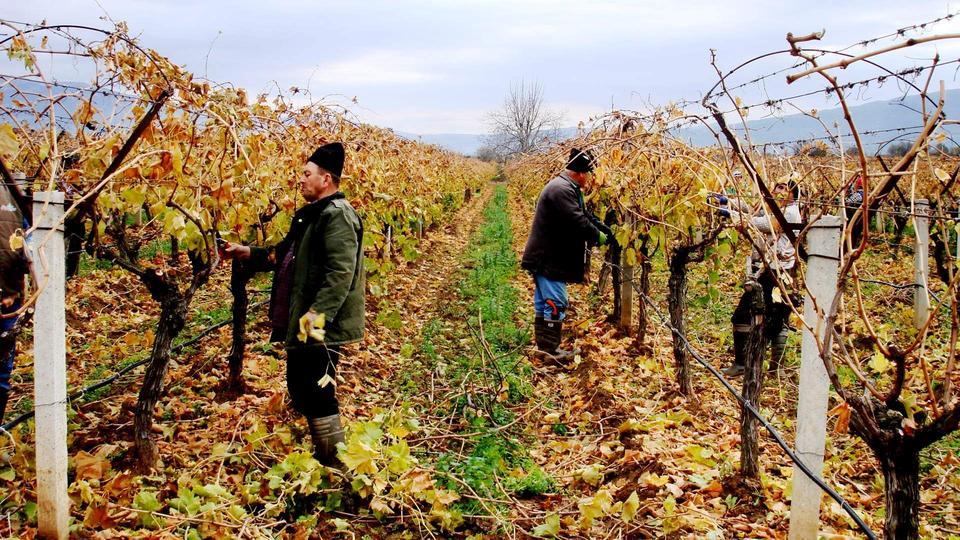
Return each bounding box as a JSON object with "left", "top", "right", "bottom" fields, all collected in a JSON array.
[
  {"left": 874, "top": 213, "right": 884, "bottom": 234},
  {"left": 789, "top": 214, "right": 840, "bottom": 540},
  {"left": 913, "top": 199, "right": 931, "bottom": 329},
  {"left": 386, "top": 225, "right": 392, "bottom": 258},
  {"left": 29, "top": 191, "right": 69, "bottom": 540},
  {"left": 619, "top": 218, "right": 634, "bottom": 334}
]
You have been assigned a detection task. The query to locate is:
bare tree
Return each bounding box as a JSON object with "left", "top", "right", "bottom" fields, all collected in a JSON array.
[
  {"left": 474, "top": 144, "right": 503, "bottom": 162},
  {"left": 487, "top": 80, "right": 563, "bottom": 157}
]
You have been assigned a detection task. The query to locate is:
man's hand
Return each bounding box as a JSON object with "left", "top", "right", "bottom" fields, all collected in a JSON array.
[
  {"left": 708, "top": 193, "right": 728, "bottom": 205},
  {"left": 222, "top": 241, "right": 252, "bottom": 260},
  {"left": 297, "top": 310, "right": 326, "bottom": 343}
]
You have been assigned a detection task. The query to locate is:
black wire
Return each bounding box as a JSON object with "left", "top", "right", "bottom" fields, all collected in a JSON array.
[
  {"left": 717, "top": 58, "right": 960, "bottom": 117},
  {"left": 0, "top": 299, "right": 268, "bottom": 432},
  {"left": 711, "top": 11, "right": 960, "bottom": 99},
  {"left": 711, "top": 193, "right": 960, "bottom": 223},
  {"left": 627, "top": 284, "right": 879, "bottom": 539}
]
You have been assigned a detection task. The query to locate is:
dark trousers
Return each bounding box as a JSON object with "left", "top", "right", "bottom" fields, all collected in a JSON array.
[
  {"left": 0, "top": 303, "right": 20, "bottom": 392},
  {"left": 732, "top": 270, "right": 791, "bottom": 341},
  {"left": 286, "top": 344, "right": 341, "bottom": 418}
]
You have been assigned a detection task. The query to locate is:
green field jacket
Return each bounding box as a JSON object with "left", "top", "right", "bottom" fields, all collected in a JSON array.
[{"left": 250, "top": 192, "right": 365, "bottom": 348}]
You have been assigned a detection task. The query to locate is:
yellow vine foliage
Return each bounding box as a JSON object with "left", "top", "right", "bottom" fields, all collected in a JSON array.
[{"left": 1, "top": 23, "right": 494, "bottom": 288}]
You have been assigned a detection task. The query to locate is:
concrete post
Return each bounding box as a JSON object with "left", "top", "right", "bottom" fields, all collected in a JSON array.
[
  {"left": 789, "top": 214, "right": 840, "bottom": 540},
  {"left": 913, "top": 199, "right": 930, "bottom": 329},
  {"left": 29, "top": 192, "right": 69, "bottom": 540}
]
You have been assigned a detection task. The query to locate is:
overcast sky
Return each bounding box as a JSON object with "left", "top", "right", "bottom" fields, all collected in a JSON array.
[{"left": 5, "top": 1, "right": 960, "bottom": 134}]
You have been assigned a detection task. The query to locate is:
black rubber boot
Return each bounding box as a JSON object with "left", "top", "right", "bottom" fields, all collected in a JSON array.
[
  {"left": 723, "top": 326, "right": 750, "bottom": 377},
  {"left": 540, "top": 318, "right": 561, "bottom": 354},
  {"left": 0, "top": 388, "right": 8, "bottom": 425},
  {"left": 307, "top": 414, "right": 346, "bottom": 470},
  {"left": 534, "top": 315, "right": 548, "bottom": 351},
  {"left": 542, "top": 319, "right": 575, "bottom": 361},
  {"left": 770, "top": 330, "right": 788, "bottom": 371}
]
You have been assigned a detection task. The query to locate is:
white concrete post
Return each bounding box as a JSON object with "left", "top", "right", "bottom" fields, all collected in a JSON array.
[
  {"left": 29, "top": 192, "right": 69, "bottom": 540},
  {"left": 789, "top": 214, "right": 841, "bottom": 540},
  {"left": 385, "top": 225, "right": 392, "bottom": 258},
  {"left": 913, "top": 199, "right": 930, "bottom": 329},
  {"left": 873, "top": 212, "right": 884, "bottom": 234}
]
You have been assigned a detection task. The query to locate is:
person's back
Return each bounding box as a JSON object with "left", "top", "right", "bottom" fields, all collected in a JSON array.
[
  {"left": 0, "top": 181, "right": 27, "bottom": 424},
  {"left": 522, "top": 175, "right": 596, "bottom": 284}
]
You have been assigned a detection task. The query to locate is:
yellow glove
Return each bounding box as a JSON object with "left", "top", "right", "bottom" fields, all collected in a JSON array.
[{"left": 297, "top": 310, "right": 326, "bottom": 343}]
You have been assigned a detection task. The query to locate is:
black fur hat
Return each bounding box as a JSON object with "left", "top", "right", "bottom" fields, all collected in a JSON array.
[
  {"left": 566, "top": 148, "right": 595, "bottom": 173},
  {"left": 308, "top": 142, "right": 345, "bottom": 177}
]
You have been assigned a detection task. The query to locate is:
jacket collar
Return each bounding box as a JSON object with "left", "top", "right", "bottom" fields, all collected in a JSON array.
[
  {"left": 286, "top": 191, "right": 346, "bottom": 248},
  {"left": 559, "top": 171, "right": 583, "bottom": 192}
]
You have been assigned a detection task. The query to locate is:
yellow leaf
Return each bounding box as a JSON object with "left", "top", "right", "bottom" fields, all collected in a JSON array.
[
  {"left": 643, "top": 472, "right": 670, "bottom": 487},
  {"left": 578, "top": 463, "right": 604, "bottom": 486},
  {"left": 771, "top": 287, "right": 783, "bottom": 303},
  {"left": 578, "top": 489, "right": 613, "bottom": 529},
  {"left": 338, "top": 438, "right": 379, "bottom": 475},
  {"left": 8, "top": 231, "right": 23, "bottom": 251},
  {"left": 868, "top": 350, "right": 891, "bottom": 373},
  {"left": 533, "top": 513, "right": 560, "bottom": 537},
  {"left": 621, "top": 491, "right": 640, "bottom": 523},
  {"left": 0, "top": 124, "right": 19, "bottom": 158},
  {"left": 297, "top": 311, "right": 326, "bottom": 343}
]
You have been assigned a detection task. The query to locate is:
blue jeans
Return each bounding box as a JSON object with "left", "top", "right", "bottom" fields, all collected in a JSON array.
[
  {"left": 0, "top": 304, "right": 19, "bottom": 392},
  {"left": 533, "top": 275, "right": 567, "bottom": 321}
]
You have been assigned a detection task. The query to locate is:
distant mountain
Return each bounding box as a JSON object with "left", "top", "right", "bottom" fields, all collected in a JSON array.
[
  {"left": 676, "top": 89, "right": 960, "bottom": 153},
  {"left": 396, "top": 132, "right": 489, "bottom": 156},
  {"left": 1, "top": 79, "right": 136, "bottom": 131},
  {"left": 403, "top": 91, "right": 960, "bottom": 157},
  {"left": 398, "top": 128, "right": 580, "bottom": 157},
  {"left": 9, "top": 79, "right": 957, "bottom": 157}
]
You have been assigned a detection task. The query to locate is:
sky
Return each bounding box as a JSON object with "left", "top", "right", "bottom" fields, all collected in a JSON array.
[{"left": 4, "top": 0, "right": 960, "bottom": 135}]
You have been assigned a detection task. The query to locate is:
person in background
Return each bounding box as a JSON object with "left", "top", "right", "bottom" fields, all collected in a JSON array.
[
  {"left": 845, "top": 172, "right": 866, "bottom": 245},
  {"left": 0, "top": 178, "right": 29, "bottom": 425},
  {"left": 521, "top": 148, "right": 612, "bottom": 360},
  {"left": 712, "top": 180, "right": 801, "bottom": 376}
]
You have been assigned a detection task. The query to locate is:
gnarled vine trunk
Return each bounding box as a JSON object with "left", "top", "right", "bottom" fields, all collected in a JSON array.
[
  {"left": 739, "top": 285, "right": 766, "bottom": 479},
  {"left": 879, "top": 444, "right": 920, "bottom": 539},
  {"left": 667, "top": 247, "right": 693, "bottom": 396},
  {"left": 227, "top": 259, "right": 253, "bottom": 393},
  {"left": 133, "top": 289, "right": 188, "bottom": 470},
  {"left": 636, "top": 240, "right": 652, "bottom": 348},
  {"left": 132, "top": 254, "right": 211, "bottom": 471}
]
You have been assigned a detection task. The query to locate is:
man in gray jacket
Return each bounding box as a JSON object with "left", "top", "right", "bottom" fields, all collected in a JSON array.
[
  {"left": 521, "top": 148, "right": 611, "bottom": 358},
  {"left": 225, "top": 142, "right": 364, "bottom": 468}
]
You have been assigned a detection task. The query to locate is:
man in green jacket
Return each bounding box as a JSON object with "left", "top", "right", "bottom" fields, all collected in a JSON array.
[{"left": 224, "top": 142, "right": 364, "bottom": 468}]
